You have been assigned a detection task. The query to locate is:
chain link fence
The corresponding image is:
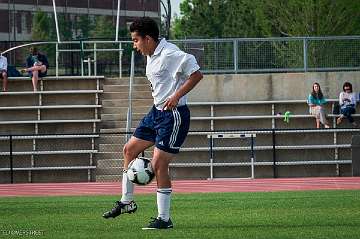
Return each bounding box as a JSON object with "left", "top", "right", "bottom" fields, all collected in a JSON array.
[
  {"left": 0, "top": 129, "right": 357, "bottom": 183},
  {"left": 2, "top": 36, "right": 360, "bottom": 77}
]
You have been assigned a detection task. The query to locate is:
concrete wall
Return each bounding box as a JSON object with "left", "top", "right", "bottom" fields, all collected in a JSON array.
[{"left": 188, "top": 71, "right": 360, "bottom": 101}]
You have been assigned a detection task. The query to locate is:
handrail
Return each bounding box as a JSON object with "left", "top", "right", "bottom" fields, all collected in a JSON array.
[
  {"left": 1, "top": 40, "right": 126, "bottom": 77},
  {"left": 188, "top": 99, "right": 344, "bottom": 105},
  {"left": 1, "top": 41, "right": 57, "bottom": 55}
]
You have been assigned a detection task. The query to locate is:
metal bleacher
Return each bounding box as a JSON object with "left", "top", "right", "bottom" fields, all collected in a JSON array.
[
  {"left": 169, "top": 100, "right": 359, "bottom": 179},
  {"left": 0, "top": 76, "right": 103, "bottom": 183}
]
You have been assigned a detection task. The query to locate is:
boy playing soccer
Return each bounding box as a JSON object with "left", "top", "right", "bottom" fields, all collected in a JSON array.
[{"left": 102, "top": 17, "right": 203, "bottom": 229}]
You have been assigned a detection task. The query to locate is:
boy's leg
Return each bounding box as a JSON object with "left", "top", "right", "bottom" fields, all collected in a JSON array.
[
  {"left": 103, "top": 137, "right": 153, "bottom": 219},
  {"left": 342, "top": 107, "right": 354, "bottom": 123},
  {"left": 143, "top": 106, "right": 190, "bottom": 230},
  {"left": 153, "top": 148, "right": 173, "bottom": 221},
  {"left": 25, "top": 65, "right": 46, "bottom": 73},
  {"left": 318, "top": 107, "right": 329, "bottom": 127},
  {"left": 1, "top": 72, "right": 7, "bottom": 91},
  {"left": 31, "top": 70, "right": 39, "bottom": 91},
  {"left": 348, "top": 108, "right": 355, "bottom": 123},
  {"left": 121, "top": 137, "right": 154, "bottom": 202},
  {"left": 142, "top": 148, "right": 174, "bottom": 230},
  {"left": 315, "top": 118, "right": 320, "bottom": 128},
  {"left": 337, "top": 108, "right": 346, "bottom": 125}
]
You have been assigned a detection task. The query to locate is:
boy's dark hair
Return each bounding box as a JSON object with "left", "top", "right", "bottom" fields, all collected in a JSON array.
[
  {"left": 343, "top": 82, "right": 353, "bottom": 92},
  {"left": 129, "top": 17, "right": 159, "bottom": 42},
  {"left": 30, "top": 46, "right": 38, "bottom": 55}
]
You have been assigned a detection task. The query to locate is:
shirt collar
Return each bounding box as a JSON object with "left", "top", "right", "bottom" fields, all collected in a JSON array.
[{"left": 152, "top": 38, "right": 167, "bottom": 56}]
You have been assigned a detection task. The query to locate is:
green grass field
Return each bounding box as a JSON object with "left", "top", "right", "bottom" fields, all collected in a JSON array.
[{"left": 1, "top": 190, "right": 360, "bottom": 239}]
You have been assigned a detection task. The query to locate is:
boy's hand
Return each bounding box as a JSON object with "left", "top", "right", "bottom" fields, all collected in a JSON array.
[{"left": 162, "top": 96, "right": 179, "bottom": 111}]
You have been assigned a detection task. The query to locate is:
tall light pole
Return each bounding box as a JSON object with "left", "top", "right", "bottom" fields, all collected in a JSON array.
[
  {"left": 160, "top": 0, "right": 171, "bottom": 39},
  {"left": 115, "top": 0, "right": 121, "bottom": 41},
  {"left": 52, "top": 0, "right": 60, "bottom": 42}
]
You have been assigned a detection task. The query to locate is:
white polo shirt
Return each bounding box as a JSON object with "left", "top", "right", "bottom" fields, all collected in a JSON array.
[
  {"left": 0, "top": 55, "right": 7, "bottom": 71},
  {"left": 146, "top": 38, "right": 200, "bottom": 109}
]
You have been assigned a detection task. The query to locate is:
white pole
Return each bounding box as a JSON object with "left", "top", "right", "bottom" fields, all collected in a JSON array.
[
  {"left": 52, "top": 0, "right": 61, "bottom": 43},
  {"left": 55, "top": 43, "right": 59, "bottom": 77},
  {"left": 126, "top": 51, "right": 135, "bottom": 142},
  {"left": 115, "top": 0, "right": 121, "bottom": 42}
]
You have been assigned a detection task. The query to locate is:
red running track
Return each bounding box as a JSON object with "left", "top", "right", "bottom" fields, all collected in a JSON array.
[{"left": 0, "top": 177, "right": 360, "bottom": 197}]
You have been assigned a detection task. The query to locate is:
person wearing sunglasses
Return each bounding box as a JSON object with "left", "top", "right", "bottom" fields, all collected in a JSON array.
[{"left": 337, "top": 82, "right": 357, "bottom": 126}]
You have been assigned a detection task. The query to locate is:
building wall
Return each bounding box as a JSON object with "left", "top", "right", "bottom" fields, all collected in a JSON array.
[{"left": 0, "top": 0, "right": 160, "bottom": 41}]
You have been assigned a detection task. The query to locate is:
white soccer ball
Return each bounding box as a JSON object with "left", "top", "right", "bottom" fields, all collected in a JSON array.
[{"left": 126, "top": 157, "right": 155, "bottom": 185}]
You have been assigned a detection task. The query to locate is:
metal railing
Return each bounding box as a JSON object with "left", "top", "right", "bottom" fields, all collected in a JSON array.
[
  {"left": 0, "top": 129, "right": 357, "bottom": 183},
  {"left": 1, "top": 35, "right": 360, "bottom": 76}
]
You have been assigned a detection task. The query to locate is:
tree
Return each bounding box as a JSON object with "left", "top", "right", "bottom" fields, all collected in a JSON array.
[
  {"left": 172, "top": 0, "right": 227, "bottom": 38},
  {"left": 90, "top": 16, "right": 115, "bottom": 39},
  {"left": 257, "top": 0, "right": 360, "bottom": 68},
  {"left": 57, "top": 13, "right": 73, "bottom": 41},
  {"left": 172, "top": 0, "right": 360, "bottom": 38},
  {"left": 172, "top": 0, "right": 360, "bottom": 70},
  {"left": 222, "top": 0, "right": 269, "bottom": 38},
  {"left": 77, "top": 15, "right": 93, "bottom": 39},
  {"left": 260, "top": 0, "right": 360, "bottom": 37},
  {"left": 31, "top": 10, "right": 55, "bottom": 66},
  {"left": 31, "top": 10, "right": 52, "bottom": 41}
]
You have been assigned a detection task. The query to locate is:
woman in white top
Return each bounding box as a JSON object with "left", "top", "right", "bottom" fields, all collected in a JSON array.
[{"left": 337, "top": 82, "right": 357, "bottom": 126}]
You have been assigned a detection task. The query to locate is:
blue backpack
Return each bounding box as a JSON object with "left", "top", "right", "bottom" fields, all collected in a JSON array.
[{"left": 7, "top": 65, "right": 21, "bottom": 77}]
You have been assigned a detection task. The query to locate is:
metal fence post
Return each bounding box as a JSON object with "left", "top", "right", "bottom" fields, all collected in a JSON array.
[
  {"left": 303, "top": 37, "right": 308, "bottom": 72},
  {"left": 55, "top": 43, "right": 59, "bottom": 77},
  {"left": 94, "top": 43, "right": 97, "bottom": 76},
  {"left": 80, "top": 40, "right": 84, "bottom": 76},
  {"left": 209, "top": 134, "right": 214, "bottom": 180},
  {"left": 119, "top": 42, "right": 122, "bottom": 79},
  {"left": 272, "top": 129, "right": 277, "bottom": 178},
  {"left": 250, "top": 134, "right": 255, "bottom": 179},
  {"left": 233, "top": 39, "right": 238, "bottom": 73},
  {"left": 9, "top": 135, "right": 13, "bottom": 184}
]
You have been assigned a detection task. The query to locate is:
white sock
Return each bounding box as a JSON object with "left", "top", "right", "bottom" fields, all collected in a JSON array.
[
  {"left": 157, "top": 188, "right": 172, "bottom": 221},
  {"left": 120, "top": 171, "right": 134, "bottom": 203}
]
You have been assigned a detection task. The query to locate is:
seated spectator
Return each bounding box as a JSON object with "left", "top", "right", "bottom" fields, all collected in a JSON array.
[
  {"left": 21, "top": 47, "right": 49, "bottom": 91},
  {"left": 0, "top": 53, "right": 8, "bottom": 91},
  {"left": 307, "top": 82, "right": 330, "bottom": 128},
  {"left": 337, "top": 82, "right": 357, "bottom": 126}
]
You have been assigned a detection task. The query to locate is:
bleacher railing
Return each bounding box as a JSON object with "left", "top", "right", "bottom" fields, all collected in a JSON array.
[
  {"left": 1, "top": 35, "right": 360, "bottom": 77},
  {"left": 0, "top": 129, "right": 358, "bottom": 183}
]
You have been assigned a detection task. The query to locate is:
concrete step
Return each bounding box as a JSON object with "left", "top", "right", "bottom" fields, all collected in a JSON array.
[
  {"left": 99, "top": 128, "right": 136, "bottom": 133},
  {"left": 96, "top": 150, "right": 153, "bottom": 160},
  {"left": 101, "top": 113, "right": 146, "bottom": 121},
  {"left": 99, "top": 143, "right": 122, "bottom": 152},
  {"left": 96, "top": 174, "right": 122, "bottom": 182},
  {"left": 103, "top": 84, "right": 150, "bottom": 92},
  {"left": 104, "top": 77, "right": 148, "bottom": 85},
  {"left": 102, "top": 91, "right": 152, "bottom": 100},
  {"left": 96, "top": 167, "right": 123, "bottom": 175},
  {"left": 97, "top": 159, "right": 123, "bottom": 168},
  {"left": 96, "top": 152, "right": 123, "bottom": 160},
  {"left": 98, "top": 134, "right": 126, "bottom": 144},
  {"left": 96, "top": 152, "right": 151, "bottom": 161},
  {"left": 100, "top": 120, "right": 128, "bottom": 129},
  {"left": 102, "top": 99, "right": 153, "bottom": 107},
  {"left": 101, "top": 106, "right": 150, "bottom": 115}
]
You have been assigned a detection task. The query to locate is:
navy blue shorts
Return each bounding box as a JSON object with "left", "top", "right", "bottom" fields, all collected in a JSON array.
[{"left": 134, "top": 105, "right": 190, "bottom": 154}]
